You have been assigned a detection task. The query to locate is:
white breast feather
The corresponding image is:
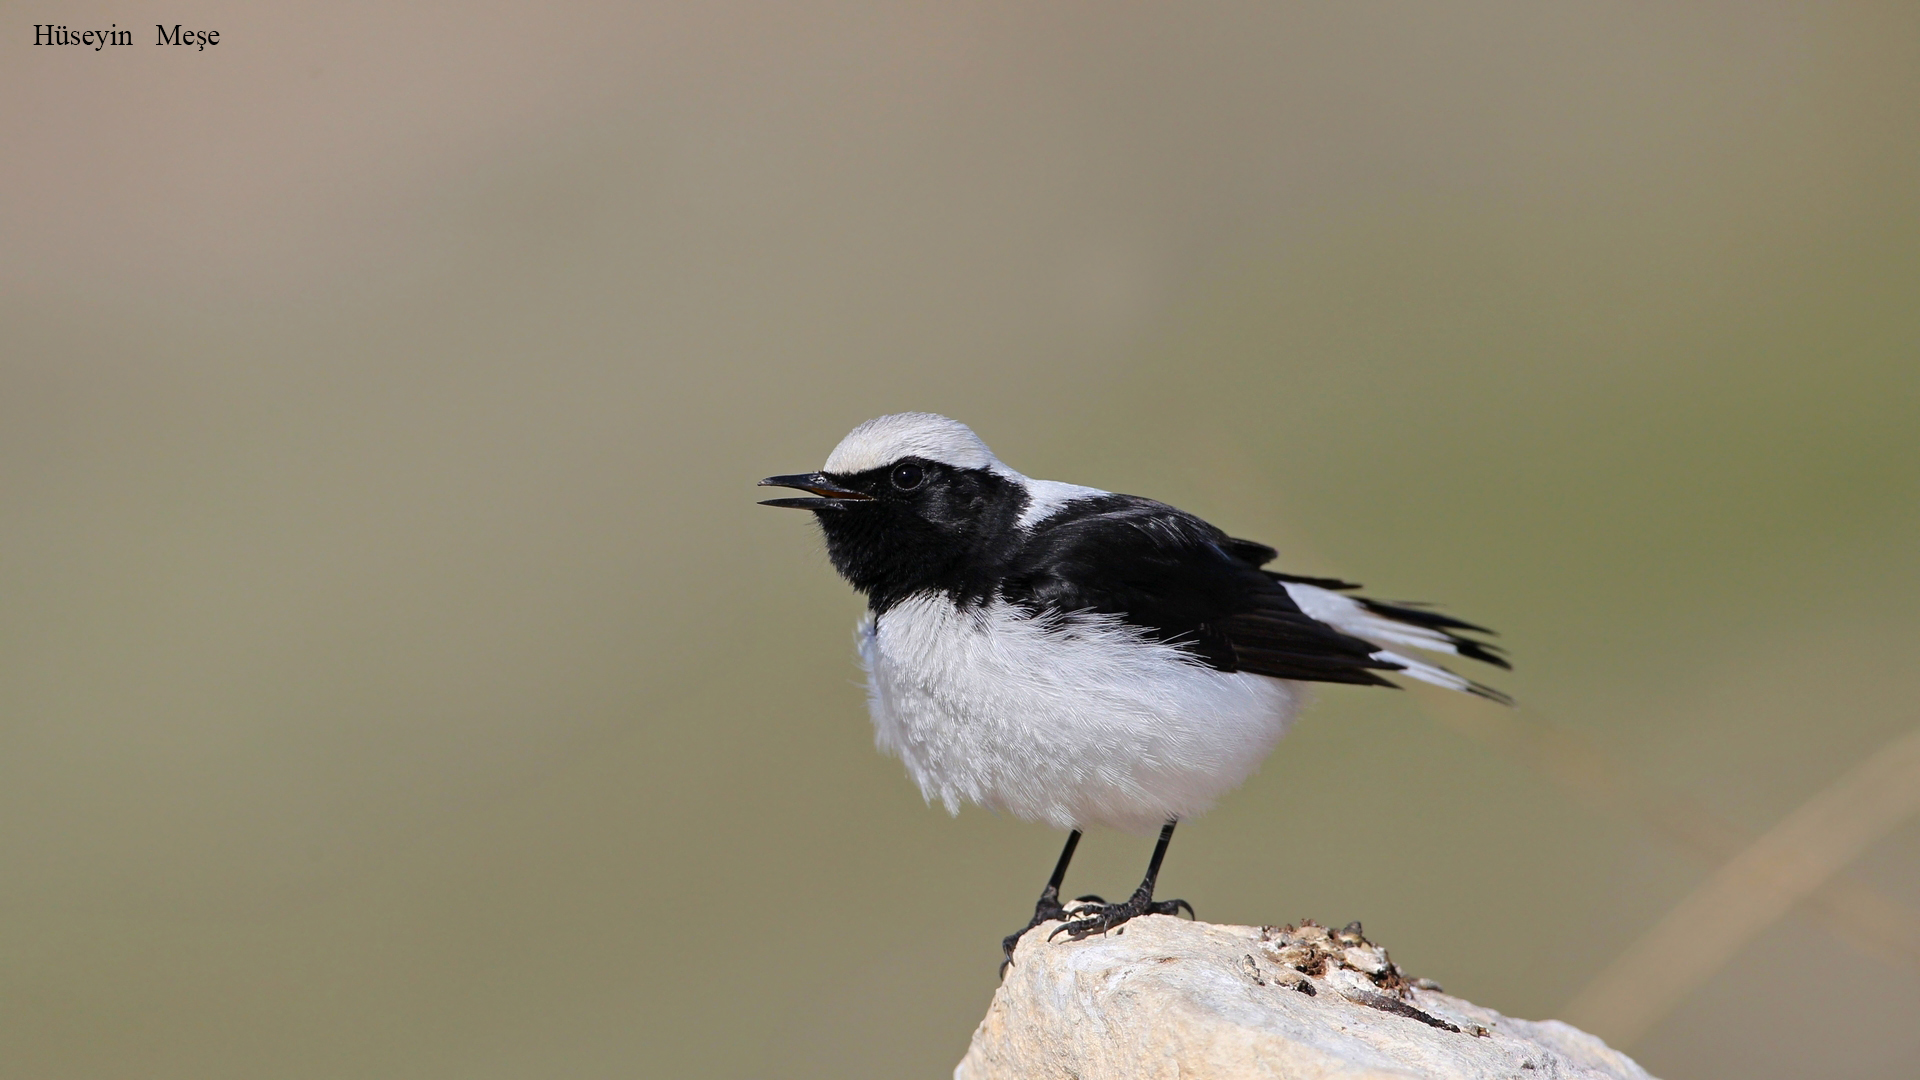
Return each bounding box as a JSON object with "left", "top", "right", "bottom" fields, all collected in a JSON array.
[{"left": 858, "top": 594, "right": 1301, "bottom": 833}]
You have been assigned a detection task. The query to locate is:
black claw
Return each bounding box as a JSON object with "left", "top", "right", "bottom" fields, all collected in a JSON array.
[
  {"left": 1046, "top": 893, "right": 1194, "bottom": 942},
  {"left": 1000, "top": 934, "right": 1034, "bottom": 977},
  {"left": 1073, "top": 894, "right": 1107, "bottom": 904},
  {"left": 1001, "top": 899, "right": 1071, "bottom": 973}
]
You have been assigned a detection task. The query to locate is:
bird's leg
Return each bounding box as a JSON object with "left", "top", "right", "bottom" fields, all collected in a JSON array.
[
  {"left": 1001, "top": 830, "right": 1085, "bottom": 968},
  {"left": 1049, "top": 820, "right": 1193, "bottom": 942}
]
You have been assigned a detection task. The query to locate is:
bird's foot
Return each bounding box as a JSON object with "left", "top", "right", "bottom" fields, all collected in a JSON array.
[
  {"left": 1000, "top": 894, "right": 1111, "bottom": 973},
  {"left": 1047, "top": 888, "right": 1193, "bottom": 942}
]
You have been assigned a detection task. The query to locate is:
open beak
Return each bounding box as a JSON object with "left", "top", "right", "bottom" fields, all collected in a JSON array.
[{"left": 757, "top": 472, "right": 876, "bottom": 510}]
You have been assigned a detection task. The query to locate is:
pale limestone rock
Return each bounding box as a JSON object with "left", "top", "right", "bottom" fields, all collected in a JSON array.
[{"left": 958, "top": 914, "right": 1655, "bottom": 1080}]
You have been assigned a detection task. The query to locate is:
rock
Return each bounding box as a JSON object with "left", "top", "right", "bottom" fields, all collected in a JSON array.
[{"left": 958, "top": 914, "right": 1656, "bottom": 1080}]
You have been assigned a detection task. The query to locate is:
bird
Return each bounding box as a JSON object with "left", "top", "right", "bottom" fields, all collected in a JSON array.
[{"left": 759, "top": 412, "right": 1509, "bottom": 967}]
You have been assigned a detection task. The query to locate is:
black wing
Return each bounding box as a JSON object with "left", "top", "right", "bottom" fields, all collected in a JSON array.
[{"left": 999, "top": 496, "right": 1403, "bottom": 687}]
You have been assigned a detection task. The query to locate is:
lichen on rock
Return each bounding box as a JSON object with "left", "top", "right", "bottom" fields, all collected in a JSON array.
[{"left": 1255, "top": 918, "right": 1484, "bottom": 1034}]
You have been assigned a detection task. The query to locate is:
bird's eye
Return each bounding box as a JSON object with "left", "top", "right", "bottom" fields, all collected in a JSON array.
[{"left": 891, "top": 463, "right": 925, "bottom": 490}]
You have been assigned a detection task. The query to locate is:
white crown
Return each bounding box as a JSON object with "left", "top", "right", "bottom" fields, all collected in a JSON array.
[{"left": 823, "top": 413, "right": 999, "bottom": 474}]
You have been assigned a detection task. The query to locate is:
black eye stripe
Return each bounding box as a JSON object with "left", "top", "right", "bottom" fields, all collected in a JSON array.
[{"left": 892, "top": 463, "right": 925, "bottom": 490}]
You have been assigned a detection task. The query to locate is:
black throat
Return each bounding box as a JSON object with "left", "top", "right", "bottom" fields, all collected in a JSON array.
[{"left": 812, "top": 466, "right": 1030, "bottom": 615}]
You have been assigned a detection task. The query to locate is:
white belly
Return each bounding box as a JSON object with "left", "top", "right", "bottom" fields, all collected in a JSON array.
[{"left": 858, "top": 593, "right": 1303, "bottom": 833}]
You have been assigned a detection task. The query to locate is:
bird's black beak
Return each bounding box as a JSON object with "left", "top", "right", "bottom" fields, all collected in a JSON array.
[{"left": 758, "top": 473, "right": 876, "bottom": 510}]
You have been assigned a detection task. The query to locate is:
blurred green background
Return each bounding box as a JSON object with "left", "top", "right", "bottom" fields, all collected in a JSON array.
[{"left": 4, "top": 2, "right": 1917, "bottom": 1077}]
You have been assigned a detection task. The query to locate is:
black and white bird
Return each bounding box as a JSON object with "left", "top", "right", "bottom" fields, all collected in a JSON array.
[{"left": 760, "top": 413, "right": 1508, "bottom": 964}]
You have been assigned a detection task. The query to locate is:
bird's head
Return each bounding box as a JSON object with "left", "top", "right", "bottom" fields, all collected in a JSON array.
[{"left": 760, "top": 413, "right": 1026, "bottom": 606}]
